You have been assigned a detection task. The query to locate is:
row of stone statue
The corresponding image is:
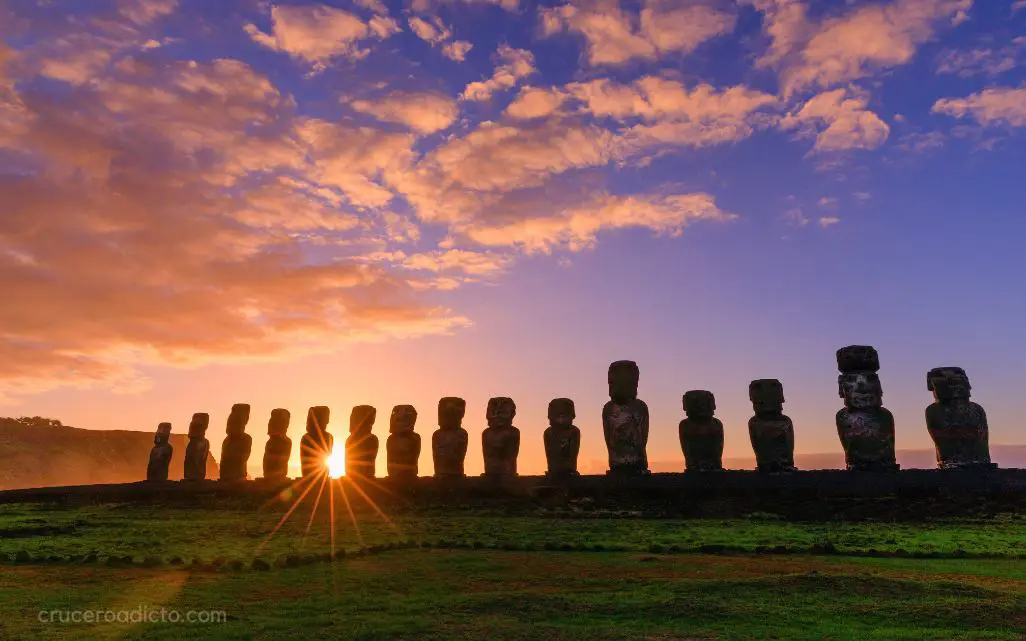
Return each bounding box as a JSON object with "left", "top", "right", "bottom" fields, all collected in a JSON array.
[{"left": 146, "top": 345, "right": 995, "bottom": 481}]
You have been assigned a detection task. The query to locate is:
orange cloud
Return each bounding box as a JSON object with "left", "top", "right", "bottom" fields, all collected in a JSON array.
[
  {"left": 932, "top": 87, "right": 1026, "bottom": 127},
  {"left": 244, "top": 3, "right": 400, "bottom": 69},
  {"left": 460, "top": 44, "right": 536, "bottom": 101},
  {"left": 505, "top": 86, "right": 568, "bottom": 119},
  {"left": 780, "top": 87, "right": 890, "bottom": 152},
  {"left": 747, "top": 0, "right": 972, "bottom": 96},
  {"left": 540, "top": 0, "right": 736, "bottom": 66},
  {"left": 350, "top": 91, "right": 459, "bottom": 134}
]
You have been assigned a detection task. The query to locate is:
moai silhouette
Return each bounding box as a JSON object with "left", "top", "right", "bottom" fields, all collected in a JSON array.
[
  {"left": 432, "top": 397, "right": 469, "bottom": 478},
  {"left": 835, "top": 345, "right": 898, "bottom": 471},
  {"left": 146, "top": 422, "right": 174, "bottom": 481},
  {"left": 262, "top": 408, "right": 292, "bottom": 480},
  {"left": 544, "top": 398, "right": 580, "bottom": 478},
  {"left": 346, "top": 405, "right": 379, "bottom": 479},
  {"left": 219, "top": 403, "right": 252, "bottom": 481},
  {"left": 679, "top": 390, "right": 724, "bottom": 472},
  {"left": 183, "top": 413, "right": 210, "bottom": 481},
  {"left": 482, "top": 397, "right": 520, "bottom": 477},
  {"left": 386, "top": 405, "right": 420, "bottom": 479},
  {"left": 602, "top": 360, "right": 650, "bottom": 475},
  {"left": 748, "top": 379, "right": 797, "bottom": 473},
  {"left": 926, "top": 367, "right": 996, "bottom": 470},
  {"left": 300, "top": 406, "right": 332, "bottom": 478}
]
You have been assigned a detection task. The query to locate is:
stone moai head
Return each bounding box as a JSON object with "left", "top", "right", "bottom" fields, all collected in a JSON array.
[
  {"left": 437, "top": 397, "right": 466, "bottom": 431},
  {"left": 749, "top": 379, "right": 785, "bottom": 414},
  {"left": 306, "top": 406, "right": 330, "bottom": 436},
  {"left": 389, "top": 405, "right": 417, "bottom": 434},
  {"left": 486, "top": 397, "right": 516, "bottom": 428},
  {"left": 608, "top": 360, "right": 640, "bottom": 403},
  {"left": 548, "top": 398, "right": 576, "bottom": 428},
  {"left": 188, "top": 413, "right": 209, "bottom": 439},
  {"left": 836, "top": 345, "right": 880, "bottom": 373},
  {"left": 928, "top": 367, "right": 972, "bottom": 402},
  {"left": 683, "top": 390, "right": 716, "bottom": 419},
  {"left": 838, "top": 372, "right": 884, "bottom": 409},
  {"left": 154, "top": 422, "right": 172, "bottom": 445},
  {"left": 349, "top": 405, "right": 377, "bottom": 435},
  {"left": 226, "top": 403, "right": 251, "bottom": 437},
  {"left": 267, "top": 408, "right": 291, "bottom": 436}
]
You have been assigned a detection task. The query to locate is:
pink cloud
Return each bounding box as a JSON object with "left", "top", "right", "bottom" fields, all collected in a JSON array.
[
  {"left": 780, "top": 87, "right": 890, "bottom": 152},
  {"left": 460, "top": 44, "right": 536, "bottom": 101},
  {"left": 932, "top": 87, "right": 1026, "bottom": 127},
  {"left": 350, "top": 91, "right": 459, "bottom": 134}
]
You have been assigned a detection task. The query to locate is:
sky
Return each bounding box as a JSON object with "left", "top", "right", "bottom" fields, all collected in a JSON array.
[{"left": 1, "top": 0, "right": 1024, "bottom": 477}]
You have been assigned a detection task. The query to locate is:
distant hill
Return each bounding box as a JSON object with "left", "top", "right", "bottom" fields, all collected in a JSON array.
[
  {"left": 0, "top": 417, "right": 218, "bottom": 490},
  {"left": 585, "top": 446, "right": 1026, "bottom": 474}
]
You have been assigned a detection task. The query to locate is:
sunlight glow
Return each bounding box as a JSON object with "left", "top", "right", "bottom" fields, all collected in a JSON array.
[{"left": 325, "top": 448, "right": 345, "bottom": 479}]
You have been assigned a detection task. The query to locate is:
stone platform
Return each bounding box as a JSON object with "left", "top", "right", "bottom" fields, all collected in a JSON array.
[{"left": 2, "top": 469, "right": 1025, "bottom": 521}]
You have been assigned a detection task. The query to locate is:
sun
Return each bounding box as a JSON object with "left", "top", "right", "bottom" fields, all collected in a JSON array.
[{"left": 325, "top": 448, "right": 345, "bottom": 479}]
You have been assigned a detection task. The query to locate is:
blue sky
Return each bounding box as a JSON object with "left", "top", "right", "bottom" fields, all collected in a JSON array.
[{"left": 0, "top": 0, "right": 1024, "bottom": 474}]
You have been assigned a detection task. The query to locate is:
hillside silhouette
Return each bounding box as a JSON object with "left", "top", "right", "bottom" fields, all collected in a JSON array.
[{"left": 0, "top": 417, "right": 218, "bottom": 490}]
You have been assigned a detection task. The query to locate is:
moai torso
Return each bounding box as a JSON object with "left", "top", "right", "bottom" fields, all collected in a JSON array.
[
  {"left": 386, "top": 405, "right": 421, "bottom": 479},
  {"left": 925, "top": 367, "right": 994, "bottom": 470},
  {"left": 219, "top": 403, "right": 252, "bottom": 481},
  {"left": 544, "top": 398, "right": 581, "bottom": 477},
  {"left": 603, "top": 360, "right": 650, "bottom": 475},
  {"left": 835, "top": 346, "right": 898, "bottom": 471},
  {"left": 262, "top": 408, "right": 292, "bottom": 480},
  {"left": 346, "top": 405, "right": 379, "bottom": 479},
  {"left": 432, "top": 397, "right": 469, "bottom": 478},
  {"left": 747, "top": 379, "right": 796, "bottom": 473},
  {"left": 482, "top": 397, "right": 520, "bottom": 477},
  {"left": 679, "top": 390, "right": 724, "bottom": 472},
  {"left": 146, "top": 422, "right": 174, "bottom": 481},
  {"left": 183, "top": 413, "right": 210, "bottom": 481},
  {"left": 300, "top": 406, "right": 333, "bottom": 478}
]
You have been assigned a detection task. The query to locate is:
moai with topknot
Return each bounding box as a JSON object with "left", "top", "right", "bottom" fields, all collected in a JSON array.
[
  {"left": 146, "top": 422, "right": 174, "bottom": 481},
  {"left": 482, "top": 397, "right": 520, "bottom": 477},
  {"left": 183, "top": 413, "right": 210, "bottom": 481},
  {"left": 835, "top": 345, "right": 898, "bottom": 471},
  {"left": 602, "top": 360, "right": 650, "bottom": 475},
  {"left": 300, "top": 406, "right": 333, "bottom": 478},
  {"left": 926, "top": 367, "right": 995, "bottom": 470},
  {"left": 748, "top": 379, "right": 797, "bottom": 473},
  {"left": 679, "top": 390, "right": 724, "bottom": 472},
  {"left": 219, "top": 403, "right": 252, "bottom": 481},
  {"left": 346, "top": 405, "right": 379, "bottom": 479},
  {"left": 386, "top": 405, "right": 420, "bottom": 479},
  {"left": 262, "top": 409, "right": 292, "bottom": 480},
  {"left": 544, "top": 398, "right": 581, "bottom": 478},
  {"left": 432, "top": 397, "right": 469, "bottom": 478}
]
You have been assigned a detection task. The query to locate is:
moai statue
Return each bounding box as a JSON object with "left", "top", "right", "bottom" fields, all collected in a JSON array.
[
  {"left": 925, "top": 367, "right": 995, "bottom": 470},
  {"left": 183, "top": 413, "right": 210, "bottom": 481},
  {"left": 432, "top": 397, "right": 469, "bottom": 478},
  {"left": 679, "top": 390, "right": 724, "bottom": 472},
  {"left": 300, "top": 406, "right": 333, "bottom": 478},
  {"left": 747, "top": 379, "right": 797, "bottom": 473},
  {"left": 386, "top": 405, "right": 420, "bottom": 479},
  {"left": 262, "top": 409, "right": 292, "bottom": 480},
  {"left": 219, "top": 403, "right": 252, "bottom": 482},
  {"left": 602, "top": 360, "right": 650, "bottom": 475},
  {"left": 346, "top": 405, "right": 379, "bottom": 479},
  {"left": 146, "top": 422, "right": 174, "bottom": 481},
  {"left": 835, "top": 345, "right": 898, "bottom": 471},
  {"left": 482, "top": 397, "right": 520, "bottom": 477},
  {"left": 544, "top": 398, "right": 581, "bottom": 478}
]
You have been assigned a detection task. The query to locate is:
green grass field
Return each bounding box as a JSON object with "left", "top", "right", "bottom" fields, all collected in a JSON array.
[{"left": 1, "top": 499, "right": 1025, "bottom": 639}]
